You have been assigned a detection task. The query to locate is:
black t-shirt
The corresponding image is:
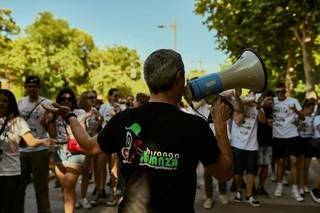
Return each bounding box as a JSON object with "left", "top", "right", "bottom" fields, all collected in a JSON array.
[
  {"left": 97, "top": 102, "right": 221, "bottom": 213},
  {"left": 257, "top": 106, "right": 273, "bottom": 147}
]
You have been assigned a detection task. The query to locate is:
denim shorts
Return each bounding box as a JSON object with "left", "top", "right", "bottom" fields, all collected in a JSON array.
[{"left": 53, "top": 144, "right": 85, "bottom": 165}]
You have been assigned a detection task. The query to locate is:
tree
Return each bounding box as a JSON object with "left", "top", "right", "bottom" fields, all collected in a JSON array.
[
  {"left": 89, "top": 46, "right": 145, "bottom": 99},
  {"left": 195, "top": 0, "right": 320, "bottom": 97},
  {"left": 0, "top": 9, "right": 20, "bottom": 52}
]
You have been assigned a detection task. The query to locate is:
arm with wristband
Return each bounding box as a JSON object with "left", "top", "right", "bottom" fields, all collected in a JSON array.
[{"left": 42, "top": 103, "right": 102, "bottom": 155}]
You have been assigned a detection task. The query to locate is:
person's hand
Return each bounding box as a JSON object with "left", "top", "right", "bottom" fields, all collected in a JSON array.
[
  {"left": 40, "top": 138, "right": 58, "bottom": 149},
  {"left": 42, "top": 111, "right": 56, "bottom": 125},
  {"left": 289, "top": 104, "right": 298, "bottom": 114},
  {"left": 267, "top": 118, "right": 273, "bottom": 127},
  {"left": 42, "top": 103, "right": 71, "bottom": 118},
  {"left": 210, "top": 95, "right": 233, "bottom": 124}
]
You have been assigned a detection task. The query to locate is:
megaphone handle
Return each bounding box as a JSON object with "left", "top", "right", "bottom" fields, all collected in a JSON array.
[{"left": 219, "top": 94, "right": 234, "bottom": 115}]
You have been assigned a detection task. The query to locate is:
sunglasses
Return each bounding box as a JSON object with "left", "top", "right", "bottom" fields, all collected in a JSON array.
[
  {"left": 276, "top": 90, "right": 286, "bottom": 94},
  {"left": 86, "top": 96, "right": 96, "bottom": 99},
  {"left": 61, "top": 97, "right": 73, "bottom": 101}
]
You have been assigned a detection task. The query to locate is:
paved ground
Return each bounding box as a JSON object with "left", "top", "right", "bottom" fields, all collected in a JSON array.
[{"left": 25, "top": 159, "right": 320, "bottom": 213}]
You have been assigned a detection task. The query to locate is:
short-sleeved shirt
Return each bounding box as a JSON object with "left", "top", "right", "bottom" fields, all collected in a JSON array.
[
  {"left": 258, "top": 106, "right": 273, "bottom": 147},
  {"left": 18, "top": 96, "right": 51, "bottom": 152},
  {"left": 299, "top": 115, "right": 314, "bottom": 138},
  {"left": 273, "top": 97, "right": 301, "bottom": 138},
  {"left": 0, "top": 117, "right": 30, "bottom": 176},
  {"left": 99, "top": 103, "right": 126, "bottom": 128},
  {"left": 97, "top": 102, "right": 221, "bottom": 213},
  {"left": 231, "top": 106, "right": 259, "bottom": 151}
]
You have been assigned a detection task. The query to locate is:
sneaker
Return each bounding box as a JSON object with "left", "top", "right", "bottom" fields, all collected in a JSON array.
[
  {"left": 246, "top": 196, "right": 261, "bottom": 207},
  {"left": 219, "top": 194, "right": 229, "bottom": 205},
  {"left": 79, "top": 198, "right": 92, "bottom": 209},
  {"left": 257, "top": 186, "right": 270, "bottom": 198},
  {"left": 303, "top": 186, "right": 310, "bottom": 193},
  {"left": 310, "top": 188, "right": 320, "bottom": 204},
  {"left": 203, "top": 198, "right": 214, "bottom": 209},
  {"left": 292, "top": 189, "right": 304, "bottom": 202},
  {"left": 274, "top": 185, "right": 283, "bottom": 197},
  {"left": 235, "top": 191, "right": 242, "bottom": 202}
]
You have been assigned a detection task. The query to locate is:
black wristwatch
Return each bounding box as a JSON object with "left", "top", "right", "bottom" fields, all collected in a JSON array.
[{"left": 63, "top": 112, "right": 77, "bottom": 124}]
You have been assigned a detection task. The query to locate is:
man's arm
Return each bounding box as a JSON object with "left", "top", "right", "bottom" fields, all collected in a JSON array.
[
  {"left": 42, "top": 103, "right": 102, "bottom": 155},
  {"left": 205, "top": 96, "right": 233, "bottom": 181},
  {"left": 67, "top": 116, "right": 102, "bottom": 155}
]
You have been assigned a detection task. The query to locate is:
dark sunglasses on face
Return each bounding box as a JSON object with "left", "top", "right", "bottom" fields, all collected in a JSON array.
[
  {"left": 276, "top": 90, "right": 286, "bottom": 94},
  {"left": 61, "top": 97, "right": 73, "bottom": 101}
]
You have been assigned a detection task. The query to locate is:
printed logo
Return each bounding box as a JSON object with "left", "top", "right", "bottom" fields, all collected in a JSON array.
[{"left": 121, "top": 122, "right": 180, "bottom": 170}]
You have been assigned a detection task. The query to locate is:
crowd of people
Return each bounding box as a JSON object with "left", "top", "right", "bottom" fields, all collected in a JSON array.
[
  {"left": 190, "top": 83, "right": 320, "bottom": 209},
  {"left": 0, "top": 49, "right": 319, "bottom": 213}
]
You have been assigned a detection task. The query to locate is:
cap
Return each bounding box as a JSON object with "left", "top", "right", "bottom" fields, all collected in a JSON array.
[{"left": 25, "top": 76, "right": 41, "bottom": 86}]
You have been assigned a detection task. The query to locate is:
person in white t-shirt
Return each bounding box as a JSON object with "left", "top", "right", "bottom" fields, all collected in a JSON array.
[
  {"left": 231, "top": 90, "right": 266, "bottom": 207},
  {"left": 298, "top": 98, "right": 316, "bottom": 196},
  {"left": 45, "top": 88, "right": 86, "bottom": 213},
  {"left": 99, "top": 88, "right": 126, "bottom": 204},
  {"left": 272, "top": 83, "right": 304, "bottom": 202},
  {"left": 0, "top": 89, "right": 55, "bottom": 213},
  {"left": 17, "top": 76, "right": 52, "bottom": 213}
]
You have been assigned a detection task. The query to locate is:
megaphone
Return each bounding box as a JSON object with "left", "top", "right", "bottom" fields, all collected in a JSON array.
[{"left": 184, "top": 48, "right": 267, "bottom": 102}]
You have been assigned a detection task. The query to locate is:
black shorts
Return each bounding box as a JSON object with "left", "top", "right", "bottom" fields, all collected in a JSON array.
[
  {"left": 309, "top": 138, "right": 320, "bottom": 159},
  {"left": 272, "top": 137, "right": 301, "bottom": 158},
  {"left": 232, "top": 147, "right": 258, "bottom": 175},
  {"left": 300, "top": 137, "right": 314, "bottom": 158}
]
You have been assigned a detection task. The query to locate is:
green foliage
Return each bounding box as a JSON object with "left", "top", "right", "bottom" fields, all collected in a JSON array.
[
  {"left": 88, "top": 46, "right": 144, "bottom": 99},
  {"left": 194, "top": 0, "right": 320, "bottom": 95},
  {"left": 0, "top": 11, "right": 147, "bottom": 100}
]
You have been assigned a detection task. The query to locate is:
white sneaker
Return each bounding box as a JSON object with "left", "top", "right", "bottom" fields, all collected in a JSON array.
[
  {"left": 219, "top": 194, "right": 229, "bottom": 205},
  {"left": 292, "top": 189, "right": 304, "bottom": 202},
  {"left": 274, "top": 185, "right": 283, "bottom": 197},
  {"left": 79, "top": 198, "right": 92, "bottom": 209},
  {"left": 203, "top": 198, "right": 214, "bottom": 209},
  {"left": 246, "top": 196, "right": 261, "bottom": 207}
]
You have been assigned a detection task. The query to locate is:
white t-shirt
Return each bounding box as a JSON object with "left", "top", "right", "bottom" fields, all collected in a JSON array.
[
  {"left": 273, "top": 97, "right": 301, "bottom": 138},
  {"left": 18, "top": 96, "right": 52, "bottom": 152},
  {"left": 313, "top": 115, "right": 320, "bottom": 139},
  {"left": 231, "top": 106, "right": 259, "bottom": 151},
  {"left": 0, "top": 117, "right": 30, "bottom": 176},
  {"left": 99, "top": 103, "right": 126, "bottom": 127},
  {"left": 55, "top": 109, "right": 85, "bottom": 143},
  {"left": 85, "top": 108, "right": 100, "bottom": 136},
  {"left": 299, "top": 115, "right": 314, "bottom": 138}
]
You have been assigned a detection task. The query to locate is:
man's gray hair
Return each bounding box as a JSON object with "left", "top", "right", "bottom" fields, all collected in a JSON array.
[{"left": 143, "top": 49, "right": 184, "bottom": 94}]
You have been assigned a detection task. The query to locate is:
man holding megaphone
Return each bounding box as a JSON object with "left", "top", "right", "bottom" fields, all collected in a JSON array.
[{"left": 43, "top": 49, "right": 234, "bottom": 213}]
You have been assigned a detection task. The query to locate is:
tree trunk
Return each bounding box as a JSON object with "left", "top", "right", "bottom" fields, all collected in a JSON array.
[
  {"left": 292, "top": 27, "right": 317, "bottom": 98},
  {"left": 301, "top": 41, "right": 317, "bottom": 97},
  {"left": 285, "top": 49, "right": 296, "bottom": 97}
]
